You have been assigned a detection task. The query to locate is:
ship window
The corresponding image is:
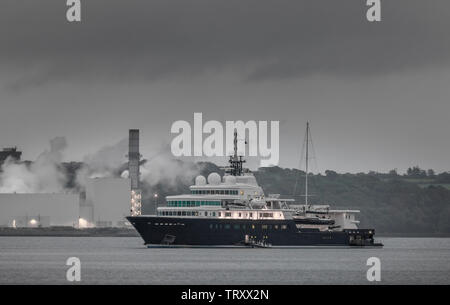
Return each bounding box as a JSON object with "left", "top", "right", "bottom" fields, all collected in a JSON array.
[
  {"left": 182, "top": 211, "right": 186, "bottom": 216},
  {"left": 225, "top": 190, "right": 229, "bottom": 195},
  {"left": 249, "top": 213, "right": 253, "bottom": 217},
  {"left": 177, "top": 211, "right": 182, "bottom": 216},
  {"left": 209, "top": 224, "right": 213, "bottom": 229},
  {"left": 233, "top": 224, "right": 240, "bottom": 230},
  {"left": 281, "top": 225, "right": 287, "bottom": 230},
  {"left": 262, "top": 225, "right": 268, "bottom": 230},
  {"left": 225, "top": 224, "right": 230, "bottom": 229},
  {"left": 225, "top": 212, "right": 231, "bottom": 217},
  {"left": 251, "top": 224, "right": 255, "bottom": 229},
  {"left": 274, "top": 225, "right": 279, "bottom": 230},
  {"left": 238, "top": 213, "right": 241, "bottom": 217},
  {"left": 220, "top": 190, "right": 224, "bottom": 195},
  {"left": 218, "top": 212, "right": 221, "bottom": 217},
  {"left": 212, "top": 212, "right": 216, "bottom": 216}
]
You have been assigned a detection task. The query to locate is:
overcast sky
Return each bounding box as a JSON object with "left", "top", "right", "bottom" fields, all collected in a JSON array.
[{"left": 1, "top": 0, "right": 449, "bottom": 173}]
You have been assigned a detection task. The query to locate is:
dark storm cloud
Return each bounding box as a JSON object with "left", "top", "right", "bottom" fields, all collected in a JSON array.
[{"left": 1, "top": 0, "right": 450, "bottom": 88}]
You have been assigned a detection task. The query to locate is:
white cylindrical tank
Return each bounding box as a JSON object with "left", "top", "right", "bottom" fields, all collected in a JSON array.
[{"left": 207, "top": 172, "right": 221, "bottom": 185}]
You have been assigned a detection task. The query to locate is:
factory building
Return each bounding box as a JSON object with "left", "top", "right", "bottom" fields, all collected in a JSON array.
[
  {"left": 0, "top": 177, "right": 131, "bottom": 228},
  {"left": 1, "top": 130, "right": 138, "bottom": 228},
  {"left": 0, "top": 193, "right": 79, "bottom": 227},
  {"left": 0, "top": 147, "right": 22, "bottom": 165},
  {"left": 83, "top": 177, "right": 131, "bottom": 227}
]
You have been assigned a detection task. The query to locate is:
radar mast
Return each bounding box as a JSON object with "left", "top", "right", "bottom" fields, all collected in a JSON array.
[{"left": 226, "top": 130, "right": 246, "bottom": 176}]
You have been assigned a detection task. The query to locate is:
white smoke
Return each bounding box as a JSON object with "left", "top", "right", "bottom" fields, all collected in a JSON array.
[
  {"left": 139, "top": 146, "right": 201, "bottom": 187},
  {"left": 0, "top": 136, "right": 202, "bottom": 194},
  {"left": 75, "top": 138, "right": 128, "bottom": 187},
  {"left": 78, "top": 139, "right": 202, "bottom": 188},
  {"left": 0, "top": 137, "right": 68, "bottom": 193}
]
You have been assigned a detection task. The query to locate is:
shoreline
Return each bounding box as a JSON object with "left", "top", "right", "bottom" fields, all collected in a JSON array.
[
  {"left": 0, "top": 227, "right": 139, "bottom": 237},
  {"left": 0, "top": 227, "right": 449, "bottom": 238}
]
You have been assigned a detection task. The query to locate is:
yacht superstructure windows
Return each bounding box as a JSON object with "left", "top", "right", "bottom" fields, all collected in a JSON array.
[
  {"left": 157, "top": 208, "right": 285, "bottom": 220},
  {"left": 191, "top": 189, "right": 239, "bottom": 195},
  {"left": 167, "top": 200, "right": 221, "bottom": 207}
]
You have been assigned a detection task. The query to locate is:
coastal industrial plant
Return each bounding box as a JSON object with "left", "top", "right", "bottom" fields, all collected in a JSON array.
[{"left": 0, "top": 130, "right": 141, "bottom": 229}]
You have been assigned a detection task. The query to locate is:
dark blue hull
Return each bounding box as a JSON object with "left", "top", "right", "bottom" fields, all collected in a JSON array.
[{"left": 127, "top": 216, "right": 382, "bottom": 247}]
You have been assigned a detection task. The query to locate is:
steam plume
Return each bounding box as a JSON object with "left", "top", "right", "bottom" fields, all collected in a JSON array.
[{"left": 0, "top": 137, "right": 67, "bottom": 193}]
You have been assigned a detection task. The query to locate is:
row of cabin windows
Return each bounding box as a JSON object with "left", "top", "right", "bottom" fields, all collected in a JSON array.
[
  {"left": 191, "top": 189, "right": 239, "bottom": 195},
  {"left": 150, "top": 222, "right": 289, "bottom": 231},
  {"left": 159, "top": 210, "right": 219, "bottom": 217},
  {"left": 167, "top": 200, "right": 221, "bottom": 207},
  {"left": 209, "top": 223, "right": 289, "bottom": 230},
  {"left": 158, "top": 210, "right": 276, "bottom": 218}
]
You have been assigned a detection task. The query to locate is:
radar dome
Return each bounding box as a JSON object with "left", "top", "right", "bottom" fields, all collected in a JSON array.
[
  {"left": 224, "top": 175, "right": 236, "bottom": 185},
  {"left": 195, "top": 175, "right": 206, "bottom": 186},
  {"left": 207, "top": 172, "right": 221, "bottom": 185}
]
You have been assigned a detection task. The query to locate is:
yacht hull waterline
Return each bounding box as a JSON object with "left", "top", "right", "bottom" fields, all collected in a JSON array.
[{"left": 127, "top": 216, "right": 382, "bottom": 247}]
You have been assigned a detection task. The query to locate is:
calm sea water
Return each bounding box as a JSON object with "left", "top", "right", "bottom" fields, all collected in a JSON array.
[{"left": 0, "top": 236, "right": 449, "bottom": 284}]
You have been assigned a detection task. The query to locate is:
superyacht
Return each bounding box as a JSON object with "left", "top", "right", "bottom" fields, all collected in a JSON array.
[{"left": 127, "top": 125, "right": 383, "bottom": 248}]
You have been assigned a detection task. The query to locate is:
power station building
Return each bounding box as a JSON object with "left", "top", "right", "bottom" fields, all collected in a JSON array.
[
  {"left": 0, "top": 178, "right": 131, "bottom": 228},
  {"left": 0, "top": 193, "right": 79, "bottom": 227},
  {"left": 0, "top": 129, "right": 138, "bottom": 228},
  {"left": 82, "top": 177, "right": 131, "bottom": 227}
]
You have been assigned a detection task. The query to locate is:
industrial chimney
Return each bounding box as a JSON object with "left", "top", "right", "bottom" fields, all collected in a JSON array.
[{"left": 129, "top": 129, "right": 141, "bottom": 216}]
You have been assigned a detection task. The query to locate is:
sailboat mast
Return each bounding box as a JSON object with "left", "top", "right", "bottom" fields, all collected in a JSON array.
[{"left": 305, "top": 122, "right": 309, "bottom": 206}]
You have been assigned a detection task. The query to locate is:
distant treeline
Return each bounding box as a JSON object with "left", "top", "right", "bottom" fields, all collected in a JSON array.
[
  {"left": 253, "top": 166, "right": 450, "bottom": 234},
  {"left": 61, "top": 161, "right": 450, "bottom": 234}
]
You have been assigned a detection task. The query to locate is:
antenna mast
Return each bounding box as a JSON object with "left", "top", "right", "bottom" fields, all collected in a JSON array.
[
  {"left": 227, "top": 130, "right": 245, "bottom": 176},
  {"left": 305, "top": 122, "right": 309, "bottom": 207}
]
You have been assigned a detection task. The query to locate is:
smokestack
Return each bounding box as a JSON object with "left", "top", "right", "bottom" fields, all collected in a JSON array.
[{"left": 129, "top": 129, "right": 141, "bottom": 216}]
